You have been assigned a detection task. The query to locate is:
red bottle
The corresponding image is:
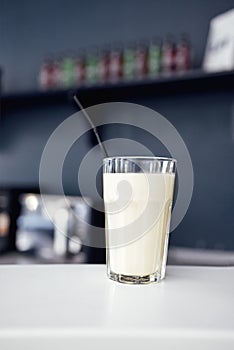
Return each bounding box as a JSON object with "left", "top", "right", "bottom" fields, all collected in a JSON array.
[
  {"left": 136, "top": 41, "right": 148, "bottom": 79},
  {"left": 176, "top": 34, "right": 192, "bottom": 72},
  {"left": 52, "top": 58, "right": 61, "bottom": 88},
  {"left": 99, "top": 47, "right": 110, "bottom": 83},
  {"left": 75, "top": 52, "right": 86, "bottom": 86},
  {"left": 109, "top": 44, "right": 123, "bottom": 82},
  {"left": 38, "top": 58, "right": 56, "bottom": 90},
  {"left": 161, "top": 36, "right": 177, "bottom": 74}
]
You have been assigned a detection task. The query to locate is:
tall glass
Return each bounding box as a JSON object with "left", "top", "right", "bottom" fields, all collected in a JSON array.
[{"left": 103, "top": 156, "right": 176, "bottom": 284}]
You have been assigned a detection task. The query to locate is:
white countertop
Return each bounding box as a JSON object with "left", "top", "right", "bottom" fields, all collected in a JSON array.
[{"left": 0, "top": 264, "right": 233, "bottom": 349}]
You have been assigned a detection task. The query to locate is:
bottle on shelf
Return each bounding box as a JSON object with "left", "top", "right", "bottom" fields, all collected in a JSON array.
[
  {"left": 148, "top": 37, "right": 161, "bottom": 78},
  {"left": 123, "top": 42, "right": 136, "bottom": 81},
  {"left": 176, "top": 33, "right": 192, "bottom": 73},
  {"left": 75, "top": 50, "right": 86, "bottom": 86},
  {"left": 135, "top": 40, "right": 148, "bottom": 79},
  {"left": 86, "top": 47, "right": 99, "bottom": 85},
  {"left": 99, "top": 46, "right": 110, "bottom": 84},
  {"left": 38, "top": 56, "right": 57, "bottom": 90},
  {"left": 161, "top": 36, "right": 177, "bottom": 75},
  {"left": 109, "top": 43, "right": 123, "bottom": 83},
  {"left": 60, "top": 52, "right": 76, "bottom": 87},
  {"left": 52, "top": 57, "right": 62, "bottom": 88}
]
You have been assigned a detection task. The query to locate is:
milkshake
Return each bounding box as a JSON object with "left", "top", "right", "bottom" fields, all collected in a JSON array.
[{"left": 103, "top": 157, "right": 176, "bottom": 284}]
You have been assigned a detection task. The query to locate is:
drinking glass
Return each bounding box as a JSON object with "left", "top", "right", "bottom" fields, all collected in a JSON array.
[{"left": 103, "top": 156, "right": 176, "bottom": 284}]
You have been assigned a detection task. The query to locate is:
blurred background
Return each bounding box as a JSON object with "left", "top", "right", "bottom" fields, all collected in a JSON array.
[{"left": 0, "top": 0, "right": 234, "bottom": 265}]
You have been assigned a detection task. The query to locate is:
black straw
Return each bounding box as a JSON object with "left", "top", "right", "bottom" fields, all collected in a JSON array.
[{"left": 73, "top": 95, "right": 109, "bottom": 158}]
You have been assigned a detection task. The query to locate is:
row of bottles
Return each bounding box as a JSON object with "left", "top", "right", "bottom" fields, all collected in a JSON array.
[{"left": 38, "top": 35, "right": 192, "bottom": 90}]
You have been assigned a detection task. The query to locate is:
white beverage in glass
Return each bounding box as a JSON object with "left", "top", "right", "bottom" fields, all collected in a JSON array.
[{"left": 103, "top": 157, "right": 176, "bottom": 284}]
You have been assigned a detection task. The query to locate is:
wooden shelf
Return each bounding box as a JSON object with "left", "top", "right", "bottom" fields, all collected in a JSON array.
[{"left": 1, "top": 70, "right": 234, "bottom": 111}]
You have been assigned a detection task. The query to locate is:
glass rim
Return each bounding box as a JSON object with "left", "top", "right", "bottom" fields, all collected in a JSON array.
[{"left": 103, "top": 156, "right": 177, "bottom": 163}]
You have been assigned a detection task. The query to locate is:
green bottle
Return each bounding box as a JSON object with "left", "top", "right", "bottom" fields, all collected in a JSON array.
[
  {"left": 148, "top": 38, "right": 161, "bottom": 77},
  {"left": 61, "top": 54, "right": 76, "bottom": 87},
  {"left": 86, "top": 48, "right": 99, "bottom": 84},
  {"left": 123, "top": 43, "right": 136, "bottom": 80}
]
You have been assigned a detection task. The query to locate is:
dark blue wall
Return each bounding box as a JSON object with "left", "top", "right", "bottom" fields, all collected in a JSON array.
[
  {"left": 0, "top": 0, "right": 234, "bottom": 250},
  {"left": 1, "top": 0, "right": 234, "bottom": 91}
]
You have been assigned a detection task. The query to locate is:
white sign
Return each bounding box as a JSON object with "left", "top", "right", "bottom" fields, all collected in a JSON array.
[{"left": 203, "top": 8, "right": 234, "bottom": 72}]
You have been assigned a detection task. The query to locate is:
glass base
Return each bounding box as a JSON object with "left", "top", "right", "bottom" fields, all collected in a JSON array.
[{"left": 108, "top": 271, "right": 161, "bottom": 285}]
